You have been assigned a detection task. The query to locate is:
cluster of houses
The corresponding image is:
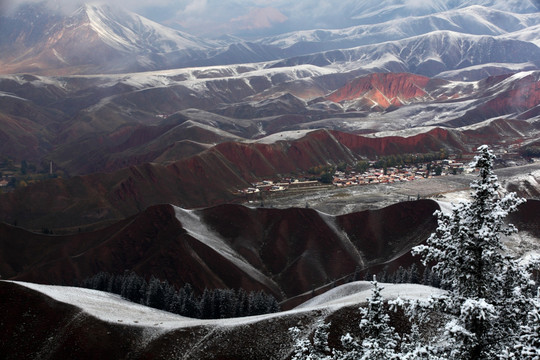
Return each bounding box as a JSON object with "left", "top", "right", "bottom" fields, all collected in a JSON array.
[
  {"left": 334, "top": 160, "right": 466, "bottom": 187},
  {"left": 239, "top": 159, "right": 467, "bottom": 195}
]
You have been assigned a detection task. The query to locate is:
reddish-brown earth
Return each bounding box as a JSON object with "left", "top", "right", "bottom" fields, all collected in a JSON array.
[
  {"left": 0, "top": 128, "right": 465, "bottom": 229},
  {"left": 325, "top": 73, "right": 444, "bottom": 109},
  {"left": 0, "top": 201, "right": 440, "bottom": 299},
  {"left": 329, "top": 128, "right": 466, "bottom": 157},
  {"left": 3, "top": 121, "right": 532, "bottom": 231}
]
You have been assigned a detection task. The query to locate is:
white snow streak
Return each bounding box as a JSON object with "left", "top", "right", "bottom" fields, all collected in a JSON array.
[{"left": 173, "top": 206, "right": 277, "bottom": 291}]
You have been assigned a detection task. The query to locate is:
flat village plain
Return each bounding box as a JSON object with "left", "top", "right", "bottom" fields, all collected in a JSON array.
[{"left": 245, "top": 156, "right": 540, "bottom": 216}]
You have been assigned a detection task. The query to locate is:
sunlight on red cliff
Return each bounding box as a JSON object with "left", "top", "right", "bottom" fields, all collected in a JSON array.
[{"left": 326, "top": 73, "right": 432, "bottom": 108}]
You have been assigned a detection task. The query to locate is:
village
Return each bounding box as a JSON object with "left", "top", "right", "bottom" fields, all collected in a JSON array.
[
  {"left": 239, "top": 158, "right": 468, "bottom": 196},
  {"left": 332, "top": 159, "right": 467, "bottom": 187},
  {"left": 0, "top": 158, "right": 58, "bottom": 194}
]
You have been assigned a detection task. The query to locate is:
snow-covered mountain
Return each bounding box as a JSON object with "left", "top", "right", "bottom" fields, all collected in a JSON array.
[
  {"left": 257, "top": 6, "right": 540, "bottom": 57},
  {"left": 342, "top": 0, "right": 540, "bottom": 25},
  {"left": 270, "top": 31, "right": 540, "bottom": 79},
  {"left": 1, "top": 2, "right": 539, "bottom": 75},
  {"left": 0, "top": 3, "right": 217, "bottom": 74}
]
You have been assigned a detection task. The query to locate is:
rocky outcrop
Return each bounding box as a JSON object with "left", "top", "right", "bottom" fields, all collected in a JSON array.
[{"left": 326, "top": 73, "right": 438, "bottom": 110}]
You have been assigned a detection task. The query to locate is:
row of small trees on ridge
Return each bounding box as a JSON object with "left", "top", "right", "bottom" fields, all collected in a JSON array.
[{"left": 79, "top": 272, "right": 280, "bottom": 319}]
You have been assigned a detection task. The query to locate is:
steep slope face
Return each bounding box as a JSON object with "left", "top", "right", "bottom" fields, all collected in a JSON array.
[
  {"left": 1, "top": 205, "right": 281, "bottom": 296},
  {"left": 1, "top": 201, "right": 439, "bottom": 299},
  {"left": 330, "top": 128, "right": 466, "bottom": 156},
  {"left": 325, "top": 73, "right": 444, "bottom": 110},
  {"left": 448, "top": 71, "right": 540, "bottom": 126},
  {"left": 200, "top": 200, "right": 438, "bottom": 297}
]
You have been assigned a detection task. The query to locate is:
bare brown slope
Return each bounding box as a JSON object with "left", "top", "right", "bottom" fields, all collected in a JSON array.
[
  {"left": 0, "top": 128, "right": 471, "bottom": 230},
  {"left": 2, "top": 205, "right": 281, "bottom": 296},
  {"left": 329, "top": 128, "right": 466, "bottom": 157},
  {"left": 0, "top": 129, "right": 355, "bottom": 229},
  {"left": 1, "top": 201, "right": 439, "bottom": 299},
  {"left": 0, "top": 282, "right": 143, "bottom": 360},
  {"left": 199, "top": 200, "right": 438, "bottom": 297}
]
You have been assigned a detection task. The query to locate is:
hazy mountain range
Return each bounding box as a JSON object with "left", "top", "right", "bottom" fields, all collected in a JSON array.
[{"left": 1, "top": 1, "right": 539, "bottom": 75}]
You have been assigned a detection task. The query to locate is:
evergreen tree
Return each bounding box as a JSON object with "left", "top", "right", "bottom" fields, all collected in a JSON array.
[
  {"left": 146, "top": 276, "right": 166, "bottom": 310},
  {"left": 236, "top": 289, "right": 250, "bottom": 317},
  {"left": 290, "top": 320, "right": 333, "bottom": 360},
  {"left": 200, "top": 288, "right": 215, "bottom": 319},
  {"left": 412, "top": 145, "right": 530, "bottom": 359},
  {"left": 181, "top": 283, "right": 200, "bottom": 318},
  {"left": 516, "top": 294, "right": 540, "bottom": 359},
  {"left": 335, "top": 278, "right": 401, "bottom": 360}
]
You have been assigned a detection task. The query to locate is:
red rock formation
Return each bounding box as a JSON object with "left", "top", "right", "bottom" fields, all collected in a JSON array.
[{"left": 326, "top": 73, "right": 436, "bottom": 109}]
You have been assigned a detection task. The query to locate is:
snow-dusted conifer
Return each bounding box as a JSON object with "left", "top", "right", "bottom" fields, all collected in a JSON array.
[
  {"left": 341, "top": 277, "right": 400, "bottom": 360},
  {"left": 514, "top": 292, "right": 540, "bottom": 359},
  {"left": 413, "top": 145, "right": 529, "bottom": 359},
  {"left": 289, "top": 320, "right": 332, "bottom": 360}
]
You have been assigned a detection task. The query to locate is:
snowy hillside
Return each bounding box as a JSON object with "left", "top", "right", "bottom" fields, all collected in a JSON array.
[
  {"left": 344, "top": 0, "right": 540, "bottom": 25},
  {"left": 295, "top": 282, "right": 445, "bottom": 310},
  {"left": 8, "top": 280, "right": 442, "bottom": 328}
]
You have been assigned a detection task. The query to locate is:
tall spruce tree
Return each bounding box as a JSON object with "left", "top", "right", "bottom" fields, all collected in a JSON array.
[{"left": 412, "top": 145, "right": 530, "bottom": 359}]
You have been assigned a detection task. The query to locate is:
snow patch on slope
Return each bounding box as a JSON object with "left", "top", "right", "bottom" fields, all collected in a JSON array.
[
  {"left": 296, "top": 281, "right": 445, "bottom": 310},
  {"left": 254, "top": 129, "right": 314, "bottom": 144},
  {"left": 0, "top": 91, "right": 29, "bottom": 101},
  {"left": 364, "top": 126, "right": 439, "bottom": 138},
  {"left": 10, "top": 281, "right": 199, "bottom": 329},
  {"left": 173, "top": 206, "right": 278, "bottom": 291},
  {"left": 83, "top": 4, "right": 212, "bottom": 53}
]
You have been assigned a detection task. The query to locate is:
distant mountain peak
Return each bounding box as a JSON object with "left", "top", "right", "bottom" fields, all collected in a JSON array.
[{"left": 0, "top": 1, "right": 216, "bottom": 74}]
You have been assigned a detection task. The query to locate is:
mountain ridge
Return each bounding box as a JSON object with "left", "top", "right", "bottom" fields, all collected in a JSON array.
[{"left": 1, "top": 2, "right": 539, "bottom": 75}]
